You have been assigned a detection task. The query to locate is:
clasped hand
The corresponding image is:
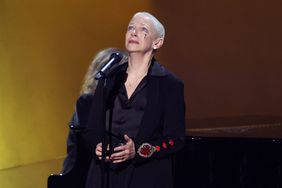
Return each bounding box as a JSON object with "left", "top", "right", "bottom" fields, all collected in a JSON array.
[{"left": 95, "top": 134, "right": 136, "bottom": 163}]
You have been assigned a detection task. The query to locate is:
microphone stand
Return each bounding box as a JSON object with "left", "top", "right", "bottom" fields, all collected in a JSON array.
[
  {"left": 100, "top": 76, "right": 115, "bottom": 188},
  {"left": 100, "top": 78, "right": 108, "bottom": 188},
  {"left": 96, "top": 58, "right": 122, "bottom": 188}
]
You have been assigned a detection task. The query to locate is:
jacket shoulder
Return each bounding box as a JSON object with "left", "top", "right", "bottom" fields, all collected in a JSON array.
[
  {"left": 76, "top": 94, "right": 93, "bottom": 106},
  {"left": 162, "top": 67, "right": 184, "bottom": 87},
  {"left": 152, "top": 61, "right": 183, "bottom": 86}
]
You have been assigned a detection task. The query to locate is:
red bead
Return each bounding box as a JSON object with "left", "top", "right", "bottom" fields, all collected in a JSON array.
[
  {"left": 162, "top": 142, "right": 167, "bottom": 148},
  {"left": 155, "top": 145, "right": 161, "bottom": 152},
  {"left": 169, "top": 139, "right": 174, "bottom": 146}
]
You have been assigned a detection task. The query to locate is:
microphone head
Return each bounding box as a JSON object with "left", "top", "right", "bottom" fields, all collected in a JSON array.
[
  {"left": 110, "top": 52, "right": 123, "bottom": 62},
  {"left": 94, "top": 52, "right": 124, "bottom": 80}
]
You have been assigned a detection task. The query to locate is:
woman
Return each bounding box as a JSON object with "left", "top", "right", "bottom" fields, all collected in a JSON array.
[
  {"left": 61, "top": 48, "right": 127, "bottom": 174},
  {"left": 84, "top": 12, "right": 186, "bottom": 188}
]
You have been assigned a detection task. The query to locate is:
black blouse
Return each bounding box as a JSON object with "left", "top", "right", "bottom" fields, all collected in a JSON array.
[{"left": 111, "top": 73, "right": 148, "bottom": 140}]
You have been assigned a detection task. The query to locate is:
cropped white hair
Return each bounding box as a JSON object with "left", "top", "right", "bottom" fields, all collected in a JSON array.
[{"left": 133, "top": 12, "right": 165, "bottom": 39}]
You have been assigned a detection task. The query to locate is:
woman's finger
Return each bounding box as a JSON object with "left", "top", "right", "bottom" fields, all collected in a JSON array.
[
  {"left": 112, "top": 159, "right": 125, "bottom": 163},
  {"left": 113, "top": 144, "right": 126, "bottom": 152}
]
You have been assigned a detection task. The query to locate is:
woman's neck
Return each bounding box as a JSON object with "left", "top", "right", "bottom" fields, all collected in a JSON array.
[{"left": 127, "top": 52, "right": 153, "bottom": 76}]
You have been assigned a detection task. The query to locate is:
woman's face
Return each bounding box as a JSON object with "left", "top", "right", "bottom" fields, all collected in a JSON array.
[{"left": 125, "top": 15, "right": 159, "bottom": 54}]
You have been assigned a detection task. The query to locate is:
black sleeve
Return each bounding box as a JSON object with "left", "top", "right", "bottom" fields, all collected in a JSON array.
[
  {"left": 61, "top": 112, "right": 79, "bottom": 174},
  {"left": 82, "top": 79, "right": 108, "bottom": 155},
  {"left": 61, "top": 94, "right": 93, "bottom": 173},
  {"left": 133, "top": 78, "right": 186, "bottom": 164}
]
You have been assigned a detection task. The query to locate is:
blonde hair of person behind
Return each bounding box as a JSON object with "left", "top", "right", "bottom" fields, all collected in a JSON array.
[{"left": 81, "top": 48, "right": 128, "bottom": 95}]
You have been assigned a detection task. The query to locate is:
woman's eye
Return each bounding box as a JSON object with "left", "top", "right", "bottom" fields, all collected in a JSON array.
[
  {"left": 141, "top": 27, "right": 149, "bottom": 33},
  {"left": 128, "top": 26, "right": 134, "bottom": 31}
]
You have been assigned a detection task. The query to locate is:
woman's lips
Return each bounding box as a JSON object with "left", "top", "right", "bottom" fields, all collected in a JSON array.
[{"left": 128, "top": 39, "right": 139, "bottom": 44}]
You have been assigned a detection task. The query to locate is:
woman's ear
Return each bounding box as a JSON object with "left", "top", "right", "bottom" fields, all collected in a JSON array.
[{"left": 152, "top": 38, "right": 164, "bottom": 50}]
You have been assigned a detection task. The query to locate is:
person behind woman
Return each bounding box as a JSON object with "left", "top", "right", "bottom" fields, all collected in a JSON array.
[
  {"left": 84, "top": 12, "right": 186, "bottom": 188},
  {"left": 61, "top": 48, "right": 128, "bottom": 174}
]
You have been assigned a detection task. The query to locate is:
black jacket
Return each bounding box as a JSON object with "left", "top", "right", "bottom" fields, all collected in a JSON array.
[{"left": 83, "top": 59, "right": 186, "bottom": 188}]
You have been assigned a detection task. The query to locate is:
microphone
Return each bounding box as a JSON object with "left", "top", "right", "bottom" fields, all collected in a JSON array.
[{"left": 95, "top": 52, "right": 123, "bottom": 80}]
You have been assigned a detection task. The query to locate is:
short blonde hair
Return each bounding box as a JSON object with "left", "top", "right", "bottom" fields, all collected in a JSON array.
[{"left": 133, "top": 12, "right": 165, "bottom": 39}]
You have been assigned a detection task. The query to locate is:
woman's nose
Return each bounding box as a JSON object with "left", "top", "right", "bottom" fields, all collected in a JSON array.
[{"left": 130, "top": 29, "right": 137, "bottom": 36}]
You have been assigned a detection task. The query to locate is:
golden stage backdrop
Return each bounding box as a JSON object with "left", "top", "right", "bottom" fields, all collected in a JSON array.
[{"left": 0, "top": 1, "right": 153, "bottom": 187}]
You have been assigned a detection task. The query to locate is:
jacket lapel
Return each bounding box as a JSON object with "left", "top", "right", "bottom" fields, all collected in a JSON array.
[{"left": 136, "top": 60, "right": 167, "bottom": 141}]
